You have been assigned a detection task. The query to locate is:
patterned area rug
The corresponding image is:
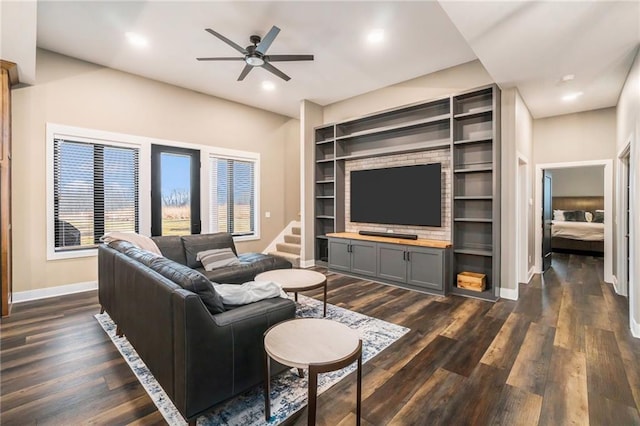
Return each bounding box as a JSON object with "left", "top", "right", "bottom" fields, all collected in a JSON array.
[{"left": 95, "top": 295, "right": 409, "bottom": 425}]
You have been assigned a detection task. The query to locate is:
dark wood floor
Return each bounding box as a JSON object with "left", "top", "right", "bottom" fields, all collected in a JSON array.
[{"left": 2, "top": 254, "right": 639, "bottom": 425}]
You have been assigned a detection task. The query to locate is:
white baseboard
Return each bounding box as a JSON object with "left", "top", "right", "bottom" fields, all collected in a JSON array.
[
  {"left": 612, "top": 275, "right": 620, "bottom": 294},
  {"left": 13, "top": 281, "right": 98, "bottom": 303},
  {"left": 500, "top": 287, "right": 518, "bottom": 301},
  {"left": 299, "top": 259, "right": 316, "bottom": 269},
  {"left": 632, "top": 317, "right": 640, "bottom": 339},
  {"left": 527, "top": 267, "right": 535, "bottom": 283}
]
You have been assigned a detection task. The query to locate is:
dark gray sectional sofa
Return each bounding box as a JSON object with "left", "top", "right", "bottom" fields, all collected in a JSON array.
[{"left": 97, "top": 232, "right": 295, "bottom": 424}]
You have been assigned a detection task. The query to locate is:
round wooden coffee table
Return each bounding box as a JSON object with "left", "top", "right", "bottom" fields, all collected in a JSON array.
[
  {"left": 255, "top": 269, "right": 328, "bottom": 316},
  {"left": 263, "top": 318, "right": 362, "bottom": 426}
]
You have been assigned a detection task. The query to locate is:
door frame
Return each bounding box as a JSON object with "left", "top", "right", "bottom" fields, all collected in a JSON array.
[
  {"left": 150, "top": 144, "right": 201, "bottom": 236},
  {"left": 517, "top": 153, "right": 530, "bottom": 283},
  {"left": 617, "top": 142, "right": 631, "bottom": 297},
  {"left": 534, "top": 159, "right": 613, "bottom": 282}
]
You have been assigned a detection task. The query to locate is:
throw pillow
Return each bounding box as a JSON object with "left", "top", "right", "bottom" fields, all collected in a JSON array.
[
  {"left": 593, "top": 210, "right": 605, "bottom": 223},
  {"left": 181, "top": 233, "right": 238, "bottom": 269},
  {"left": 553, "top": 209, "right": 565, "bottom": 221},
  {"left": 197, "top": 248, "right": 240, "bottom": 271},
  {"left": 585, "top": 211, "right": 593, "bottom": 223},
  {"left": 148, "top": 257, "right": 225, "bottom": 314},
  {"left": 562, "top": 210, "right": 582, "bottom": 222}
]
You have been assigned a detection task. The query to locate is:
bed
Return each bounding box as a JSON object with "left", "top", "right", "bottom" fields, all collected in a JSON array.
[{"left": 551, "top": 196, "right": 604, "bottom": 256}]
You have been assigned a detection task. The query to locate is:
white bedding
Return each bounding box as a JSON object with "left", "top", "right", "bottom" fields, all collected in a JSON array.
[{"left": 552, "top": 220, "right": 604, "bottom": 241}]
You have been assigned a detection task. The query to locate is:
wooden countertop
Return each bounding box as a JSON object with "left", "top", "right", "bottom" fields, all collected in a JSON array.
[{"left": 326, "top": 232, "right": 451, "bottom": 249}]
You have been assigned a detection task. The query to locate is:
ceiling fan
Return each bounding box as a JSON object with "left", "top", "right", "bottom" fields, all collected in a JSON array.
[{"left": 197, "top": 26, "right": 314, "bottom": 82}]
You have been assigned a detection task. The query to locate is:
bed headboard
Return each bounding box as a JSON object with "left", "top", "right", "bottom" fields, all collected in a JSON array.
[{"left": 552, "top": 196, "right": 604, "bottom": 211}]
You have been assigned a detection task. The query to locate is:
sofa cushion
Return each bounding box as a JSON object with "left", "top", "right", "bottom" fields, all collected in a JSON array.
[
  {"left": 148, "top": 257, "right": 225, "bottom": 314},
  {"left": 197, "top": 248, "right": 240, "bottom": 271},
  {"left": 198, "top": 253, "right": 292, "bottom": 284},
  {"left": 124, "top": 246, "right": 161, "bottom": 267},
  {"left": 152, "top": 236, "right": 187, "bottom": 265},
  {"left": 182, "top": 233, "right": 237, "bottom": 269}
]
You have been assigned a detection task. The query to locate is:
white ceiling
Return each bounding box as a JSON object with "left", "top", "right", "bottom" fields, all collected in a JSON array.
[{"left": 3, "top": 1, "right": 639, "bottom": 119}]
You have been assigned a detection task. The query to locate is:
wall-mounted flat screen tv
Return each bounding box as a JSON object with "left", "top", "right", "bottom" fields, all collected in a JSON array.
[{"left": 350, "top": 163, "right": 441, "bottom": 227}]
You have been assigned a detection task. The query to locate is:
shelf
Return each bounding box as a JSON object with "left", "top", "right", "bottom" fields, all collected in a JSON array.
[
  {"left": 453, "top": 107, "right": 493, "bottom": 120},
  {"left": 315, "top": 180, "right": 335, "bottom": 184},
  {"left": 335, "top": 138, "right": 450, "bottom": 161},
  {"left": 316, "top": 158, "right": 334, "bottom": 163},
  {"left": 316, "top": 215, "right": 335, "bottom": 220},
  {"left": 450, "top": 286, "right": 497, "bottom": 301},
  {"left": 454, "top": 137, "right": 493, "bottom": 145},
  {"left": 454, "top": 218, "right": 492, "bottom": 223},
  {"left": 315, "top": 138, "right": 334, "bottom": 145},
  {"left": 336, "top": 114, "right": 450, "bottom": 141},
  {"left": 454, "top": 196, "right": 493, "bottom": 200},
  {"left": 454, "top": 248, "right": 493, "bottom": 257},
  {"left": 316, "top": 195, "right": 335, "bottom": 199},
  {"left": 454, "top": 166, "right": 493, "bottom": 173}
]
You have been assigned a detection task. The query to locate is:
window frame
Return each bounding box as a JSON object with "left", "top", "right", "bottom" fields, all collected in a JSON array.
[
  {"left": 46, "top": 124, "right": 148, "bottom": 260},
  {"left": 46, "top": 124, "right": 261, "bottom": 260},
  {"left": 208, "top": 150, "right": 260, "bottom": 242}
]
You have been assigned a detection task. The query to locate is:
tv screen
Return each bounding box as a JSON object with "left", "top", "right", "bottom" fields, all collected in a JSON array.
[{"left": 350, "top": 163, "right": 441, "bottom": 227}]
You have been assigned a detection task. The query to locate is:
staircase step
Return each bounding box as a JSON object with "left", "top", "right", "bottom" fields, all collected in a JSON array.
[
  {"left": 269, "top": 251, "right": 300, "bottom": 268},
  {"left": 276, "top": 242, "right": 301, "bottom": 255},
  {"left": 291, "top": 226, "right": 301, "bottom": 236},
  {"left": 284, "top": 234, "right": 301, "bottom": 244}
]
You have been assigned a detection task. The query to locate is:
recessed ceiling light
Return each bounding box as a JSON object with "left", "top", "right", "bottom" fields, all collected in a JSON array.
[
  {"left": 562, "top": 91, "right": 583, "bottom": 102},
  {"left": 561, "top": 74, "right": 575, "bottom": 82},
  {"left": 125, "top": 32, "right": 148, "bottom": 48},
  {"left": 366, "top": 29, "right": 385, "bottom": 44},
  {"left": 262, "top": 81, "right": 275, "bottom": 91}
]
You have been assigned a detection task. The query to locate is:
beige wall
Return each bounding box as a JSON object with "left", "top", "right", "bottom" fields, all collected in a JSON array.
[
  {"left": 11, "top": 49, "right": 299, "bottom": 292},
  {"left": 551, "top": 166, "right": 604, "bottom": 196},
  {"left": 283, "top": 118, "right": 301, "bottom": 222},
  {"left": 323, "top": 60, "right": 493, "bottom": 123},
  {"left": 616, "top": 48, "right": 640, "bottom": 330},
  {"left": 533, "top": 108, "right": 617, "bottom": 164}
]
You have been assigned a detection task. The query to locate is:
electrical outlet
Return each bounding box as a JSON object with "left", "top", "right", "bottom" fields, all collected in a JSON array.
[
  {"left": 265, "top": 211, "right": 271, "bottom": 218},
  {"left": 528, "top": 255, "right": 532, "bottom": 263}
]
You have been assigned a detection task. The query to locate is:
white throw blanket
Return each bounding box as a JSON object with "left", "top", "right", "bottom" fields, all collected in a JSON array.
[
  {"left": 101, "top": 232, "right": 162, "bottom": 256},
  {"left": 213, "top": 281, "right": 287, "bottom": 305}
]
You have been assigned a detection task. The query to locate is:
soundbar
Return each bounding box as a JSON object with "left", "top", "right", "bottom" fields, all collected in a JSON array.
[{"left": 358, "top": 230, "right": 418, "bottom": 240}]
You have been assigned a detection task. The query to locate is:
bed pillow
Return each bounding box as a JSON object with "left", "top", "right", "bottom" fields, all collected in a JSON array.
[
  {"left": 553, "top": 209, "right": 565, "bottom": 221},
  {"left": 562, "top": 210, "right": 586, "bottom": 222},
  {"left": 196, "top": 248, "right": 240, "bottom": 271},
  {"left": 593, "top": 210, "right": 604, "bottom": 223}
]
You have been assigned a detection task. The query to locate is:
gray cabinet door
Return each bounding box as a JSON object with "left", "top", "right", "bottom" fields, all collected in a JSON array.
[
  {"left": 407, "top": 247, "right": 444, "bottom": 290},
  {"left": 350, "top": 240, "right": 377, "bottom": 277},
  {"left": 377, "top": 243, "right": 407, "bottom": 282},
  {"left": 328, "top": 239, "right": 351, "bottom": 272}
]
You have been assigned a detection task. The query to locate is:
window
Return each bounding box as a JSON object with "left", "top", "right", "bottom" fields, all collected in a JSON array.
[
  {"left": 209, "top": 156, "right": 257, "bottom": 238},
  {"left": 53, "top": 138, "right": 139, "bottom": 252}
]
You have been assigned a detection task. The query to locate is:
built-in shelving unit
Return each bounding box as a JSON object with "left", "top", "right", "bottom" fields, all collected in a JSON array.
[
  {"left": 451, "top": 86, "right": 501, "bottom": 301},
  {"left": 314, "top": 84, "right": 501, "bottom": 300}
]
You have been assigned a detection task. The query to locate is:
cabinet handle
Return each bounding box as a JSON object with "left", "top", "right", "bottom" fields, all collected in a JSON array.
[
  {"left": 406, "top": 251, "right": 411, "bottom": 262},
  {"left": 403, "top": 251, "right": 406, "bottom": 261},
  {"left": 348, "top": 244, "right": 352, "bottom": 253}
]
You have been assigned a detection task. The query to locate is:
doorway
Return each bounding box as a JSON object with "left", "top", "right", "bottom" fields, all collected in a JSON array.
[
  {"left": 535, "top": 160, "right": 613, "bottom": 281},
  {"left": 151, "top": 145, "right": 201, "bottom": 236}
]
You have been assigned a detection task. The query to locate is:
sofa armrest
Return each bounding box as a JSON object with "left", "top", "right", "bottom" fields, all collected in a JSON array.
[{"left": 171, "top": 290, "right": 295, "bottom": 421}]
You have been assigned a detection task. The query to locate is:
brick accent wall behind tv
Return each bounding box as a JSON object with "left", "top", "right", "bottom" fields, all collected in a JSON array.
[{"left": 345, "top": 148, "right": 451, "bottom": 241}]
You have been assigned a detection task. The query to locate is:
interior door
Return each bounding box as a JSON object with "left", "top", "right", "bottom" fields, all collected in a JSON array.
[
  {"left": 151, "top": 145, "right": 201, "bottom": 236},
  {"left": 542, "top": 170, "right": 553, "bottom": 271}
]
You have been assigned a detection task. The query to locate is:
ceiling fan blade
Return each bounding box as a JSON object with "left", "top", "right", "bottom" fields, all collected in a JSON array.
[
  {"left": 237, "top": 64, "right": 253, "bottom": 81},
  {"left": 255, "top": 26, "right": 281, "bottom": 55},
  {"left": 266, "top": 54, "right": 314, "bottom": 62},
  {"left": 196, "top": 57, "right": 244, "bottom": 61},
  {"left": 261, "top": 62, "right": 290, "bottom": 81},
  {"left": 205, "top": 28, "right": 247, "bottom": 54}
]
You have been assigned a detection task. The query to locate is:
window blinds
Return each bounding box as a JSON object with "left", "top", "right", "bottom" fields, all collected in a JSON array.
[
  {"left": 209, "top": 156, "right": 255, "bottom": 236},
  {"left": 53, "top": 139, "right": 139, "bottom": 251}
]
